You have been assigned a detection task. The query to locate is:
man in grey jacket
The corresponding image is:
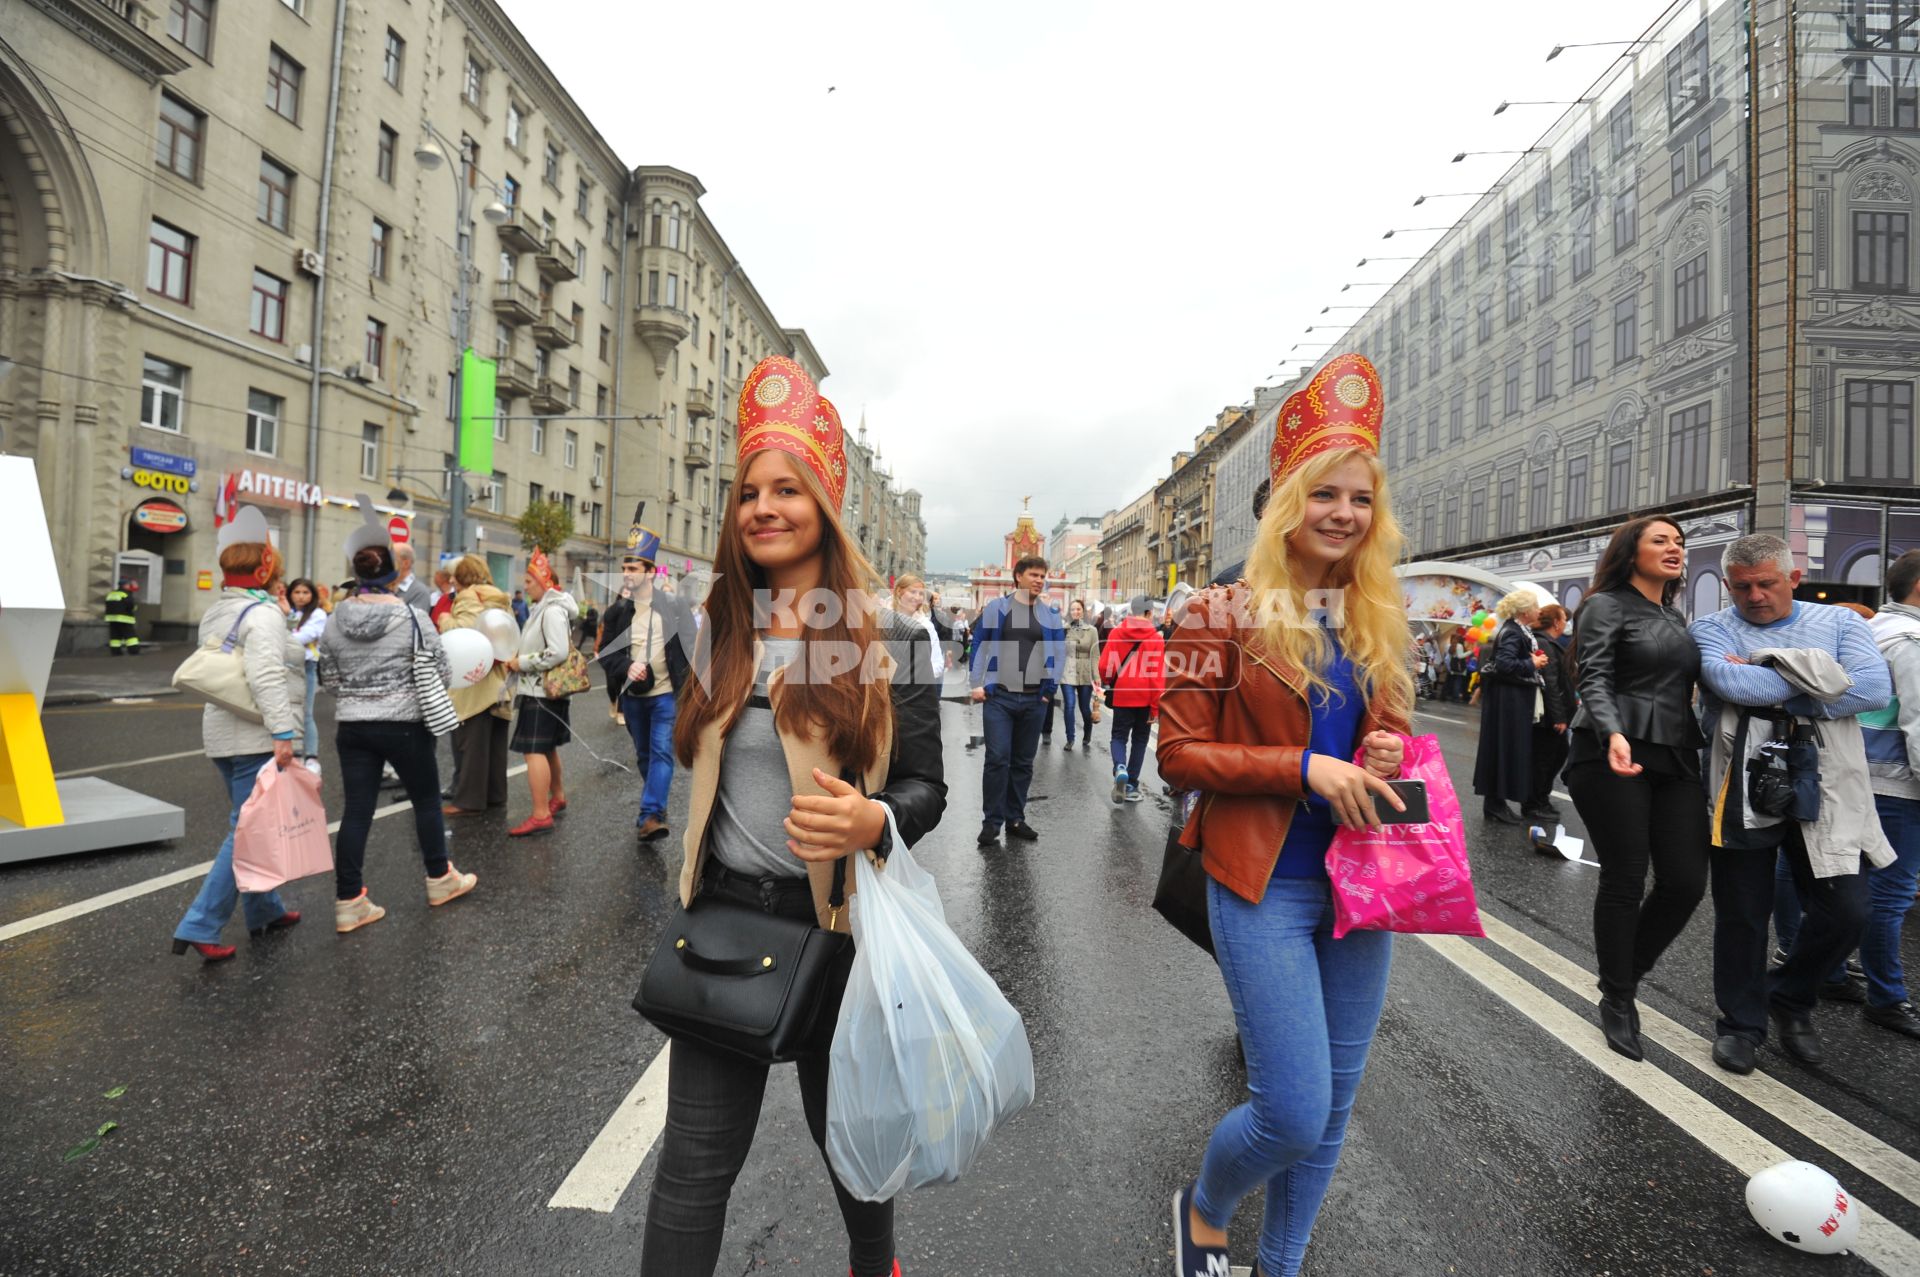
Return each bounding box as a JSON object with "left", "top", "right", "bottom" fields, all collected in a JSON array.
[{"left": 1861, "top": 550, "right": 1920, "bottom": 1039}]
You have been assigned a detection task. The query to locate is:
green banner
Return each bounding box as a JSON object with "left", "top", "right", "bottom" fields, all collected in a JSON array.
[{"left": 458, "top": 348, "right": 496, "bottom": 475}]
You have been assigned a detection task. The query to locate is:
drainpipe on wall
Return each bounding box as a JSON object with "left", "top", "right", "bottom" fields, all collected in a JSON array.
[
  {"left": 608, "top": 174, "right": 632, "bottom": 582},
  {"left": 301, "top": 0, "right": 350, "bottom": 579}
]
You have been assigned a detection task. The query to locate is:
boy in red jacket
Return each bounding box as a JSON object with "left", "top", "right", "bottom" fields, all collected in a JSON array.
[{"left": 1099, "top": 594, "right": 1167, "bottom": 804}]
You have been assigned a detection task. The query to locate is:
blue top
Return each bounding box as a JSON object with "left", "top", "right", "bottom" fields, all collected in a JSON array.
[
  {"left": 1691, "top": 600, "right": 1891, "bottom": 721},
  {"left": 1274, "top": 637, "right": 1367, "bottom": 879}
]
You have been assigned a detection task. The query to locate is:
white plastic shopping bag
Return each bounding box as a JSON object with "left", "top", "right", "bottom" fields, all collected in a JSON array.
[{"left": 825, "top": 843, "right": 1036, "bottom": 1202}]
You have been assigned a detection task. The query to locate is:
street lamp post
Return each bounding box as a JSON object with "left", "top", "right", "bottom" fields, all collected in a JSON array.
[{"left": 413, "top": 127, "right": 509, "bottom": 562}]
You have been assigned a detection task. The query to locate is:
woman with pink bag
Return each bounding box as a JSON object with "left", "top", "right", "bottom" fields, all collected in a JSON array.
[{"left": 1157, "top": 356, "right": 1412, "bottom": 1277}]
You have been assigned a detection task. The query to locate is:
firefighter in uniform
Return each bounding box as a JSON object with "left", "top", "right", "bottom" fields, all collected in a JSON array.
[{"left": 105, "top": 579, "right": 141, "bottom": 655}]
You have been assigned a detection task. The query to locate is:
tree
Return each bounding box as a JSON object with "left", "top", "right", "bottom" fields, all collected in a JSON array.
[{"left": 514, "top": 499, "right": 574, "bottom": 553}]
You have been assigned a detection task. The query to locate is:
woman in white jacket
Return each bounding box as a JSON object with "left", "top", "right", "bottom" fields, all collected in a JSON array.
[
  {"left": 503, "top": 547, "right": 579, "bottom": 836},
  {"left": 285, "top": 577, "right": 327, "bottom": 775},
  {"left": 171, "top": 508, "right": 306, "bottom": 962}
]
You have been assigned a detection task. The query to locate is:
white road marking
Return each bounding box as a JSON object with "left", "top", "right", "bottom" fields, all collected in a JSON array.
[
  {"left": 548, "top": 1045, "right": 673, "bottom": 1212},
  {"left": 1476, "top": 911, "right": 1920, "bottom": 1210},
  {"left": 54, "top": 748, "right": 205, "bottom": 778},
  {"left": 1423, "top": 933, "right": 1920, "bottom": 1275},
  {"left": 0, "top": 764, "right": 528, "bottom": 945}
]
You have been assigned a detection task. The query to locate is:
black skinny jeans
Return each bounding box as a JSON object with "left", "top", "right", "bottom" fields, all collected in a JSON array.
[
  {"left": 640, "top": 866, "right": 893, "bottom": 1277},
  {"left": 1565, "top": 757, "right": 1710, "bottom": 1001},
  {"left": 333, "top": 719, "right": 447, "bottom": 899}
]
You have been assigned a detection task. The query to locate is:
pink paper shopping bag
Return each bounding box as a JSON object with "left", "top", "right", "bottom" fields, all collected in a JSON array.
[
  {"left": 1325, "top": 733, "right": 1485, "bottom": 939},
  {"left": 231, "top": 763, "right": 334, "bottom": 893}
]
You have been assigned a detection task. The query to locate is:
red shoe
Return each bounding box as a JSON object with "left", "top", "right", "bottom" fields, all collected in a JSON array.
[
  {"left": 508, "top": 815, "right": 555, "bottom": 837},
  {"left": 550, "top": 797, "right": 568, "bottom": 817},
  {"left": 171, "top": 938, "right": 237, "bottom": 962},
  {"left": 248, "top": 910, "right": 302, "bottom": 938}
]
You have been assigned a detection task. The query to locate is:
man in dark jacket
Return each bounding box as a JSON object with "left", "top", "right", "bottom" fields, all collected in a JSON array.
[
  {"left": 604, "top": 514, "right": 693, "bottom": 842},
  {"left": 1525, "top": 604, "right": 1576, "bottom": 821},
  {"left": 969, "top": 555, "right": 1064, "bottom": 846}
]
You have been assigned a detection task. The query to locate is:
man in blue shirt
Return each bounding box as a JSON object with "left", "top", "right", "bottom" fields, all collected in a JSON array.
[
  {"left": 969, "top": 555, "right": 1065, "bottom": 847},
  {"left": 1692, "top": 533, "right": 1891, "bottom": 1074}
]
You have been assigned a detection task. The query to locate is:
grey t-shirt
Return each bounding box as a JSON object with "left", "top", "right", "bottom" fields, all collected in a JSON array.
[{"left": 710, "top": 638, "right": 805, "bottom": 880}]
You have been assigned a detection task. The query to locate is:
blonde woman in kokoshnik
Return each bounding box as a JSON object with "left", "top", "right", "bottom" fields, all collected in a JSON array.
[
  {"left": 1159, "top": 355, "right": 1414, "bottom": 1277},
  {"left": 639, "top": 356, "right": 945, "bottom": 1277}
]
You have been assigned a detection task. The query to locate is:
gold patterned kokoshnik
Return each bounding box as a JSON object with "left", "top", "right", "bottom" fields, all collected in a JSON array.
[
  {"left": 1269, "top": 352, "right": 1384, "bottom": 484},
  {"left": 735, "top": 356, "right": 849, "bottom": 509}
]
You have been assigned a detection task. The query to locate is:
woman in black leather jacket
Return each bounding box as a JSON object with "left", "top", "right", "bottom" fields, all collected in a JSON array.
[{"left": 1565, "top": 516, "right": 1708, "bottom": 1062}]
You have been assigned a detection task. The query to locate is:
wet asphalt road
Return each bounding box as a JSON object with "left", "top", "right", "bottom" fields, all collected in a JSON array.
[{"left": 3, "top": 682, "right": 1918, "bottom": 1275}]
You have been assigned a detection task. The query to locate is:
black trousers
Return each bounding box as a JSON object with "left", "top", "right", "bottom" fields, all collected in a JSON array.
[
  {"left": 333, "top": 720, "right": 447, "bottom": 899},
  {"left": 1565, "top": 760, "right": 1709, "bottom": 1001},
  {"left": 1711, "top": 824, "right": 1870, "bottom": 1042},
  {"left": 1525, "top": 723, "right": 1569, "bottom": 811},
  {"left": 640, "top": 867, "right": 893, "bottom": 1276}
]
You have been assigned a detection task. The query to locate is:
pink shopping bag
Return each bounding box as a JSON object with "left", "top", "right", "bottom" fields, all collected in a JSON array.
[
  {"left": 231, "top": 762, "right": 334, "bottom": 893},
  {"left": 1325, "top": 733, "right": 1485, "bottom": 940}
]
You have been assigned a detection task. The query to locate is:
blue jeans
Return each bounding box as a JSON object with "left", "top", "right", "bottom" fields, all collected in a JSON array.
[
  {"left": 1059, "top": 683, "right": 1095, "bottom": 743},
  {"left": 1194, "top": 876, "right": 1393, "bottom": 1277},
  {"left": 980, "top": 687, "right": 1044, "bottom": 828},
  {"left": 622, "top": 690, "right": 678, "bottom": 824},
  {"left": 1110, "top": 705, "right": 1151, "bottom": 786},
  {"left": 300, "top": 662, "right": 320, "bottom": 758},
  {"left": 174, "top": 754, "right": 289, "bottom": 943}
]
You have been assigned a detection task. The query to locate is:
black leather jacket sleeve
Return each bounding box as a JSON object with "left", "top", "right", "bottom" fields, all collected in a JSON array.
[
  {"left": 1569, "top": 589, "right": 1705, "bottom": 747},
  {"left": 874, "top": 615, "right": 946, "bottom": 849},
  {"left": 1572, "top": 591, "right": 1629, "bottom": 738}
]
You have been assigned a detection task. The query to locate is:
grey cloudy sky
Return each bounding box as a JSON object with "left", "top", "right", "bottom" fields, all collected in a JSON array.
[{"left": 502, "top": 0, "right": 1644, "bottom": 570}]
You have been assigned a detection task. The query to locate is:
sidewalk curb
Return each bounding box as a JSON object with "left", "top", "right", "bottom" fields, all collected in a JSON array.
[{"left": 45, "top": 688, "right": 184, "bottom": 708}]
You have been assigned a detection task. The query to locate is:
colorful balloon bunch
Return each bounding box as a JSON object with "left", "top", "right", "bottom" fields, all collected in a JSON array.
[{"left": 1463, "top": 609, "right": 1497, "bottom": 647}]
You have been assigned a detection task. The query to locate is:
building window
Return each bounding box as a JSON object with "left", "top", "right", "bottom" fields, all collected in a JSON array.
[
  {"left": 598, "top": 325, "right": 611, "bottom": 362},
  {"left": 647, "top": 270, "right": 659, "bottom": 304},
  {"left": 588, "top": 502, "right": 603, "bottom": 538},
  {"left": 250, "top": 269, "right": 288, "bottom": 341},
  {"left": 1535, "top": 175, "right": 1554, "bottom": 221},
  {"left": 1569, "top": 137, "right": 1592, "bottom": 204},
  {"left": 1451, "top": 318, "right": 1466, "bottom": 362},
  {"left": 1668, "top": 403, "right": 1712, "bottom": 496},
  {"left": 1429, "top": 340, "right": 1441, "bottom": 377},
  {"left": 529, "top": 481, "right": 544, "bottom": 506},
  {"left": 1535, "top": 343, "right": 1554, "bottom": 401},
  {"left": 1449, "top": 394, "right": 1464, "bottom": 442},
  {"left": 246, "top": 389, "right": 281, "bottom": 455},
  {"left": 1614, "top": 295, "right": 1639, "bottom": 363},
  {"left": 383, "top": 28, "right": 404, "bottom": 88},
  {"left": 577, "top": 178, "right": 592, "bottom": 219},
  {"left": 1503, "top": 201, "right": 1522, "bottom": 256},
  {"left": 502, "top": 175, "right": 519, "bottom": 208},
  {"left": 1572, "top": 210, "right": 1595, "bottom": 279},
  {"left": 156, "top": 94, "right": 204, "bottom": 181},
  {"left": 1606, "top": 442, "right": 1633, "bottom": 512},
  {"left": 493, "top": 398, "right": 508, "bottom": 441},
  {"left": 665, "top": 273, "right": 680, "bottom": 308},
  {"left": 364, "top": 317, "right": 386, "bottom": 376},
  {"left": 1848, "top": 56, "right": 1920, "bottom": 129},
  {"left": 1506, "top": 271, "right": 1524, "bottom": 324},
  {"left": 574, "top": 240, "right": 587, "bottom": 276},
  {"left": 564, "top": 429, "right": 579, "bottom": 468},
  {"left": 1845, "top": 379, "right": 1916, "bottom": 481},
  {"left": 668, "top": 204, "right": 682, "bottom": 248},
  {"left": 1530, "top": 466, "right": 1550, "bottom": 527},
  {"left": 1427, "top": 406, "right": 1439, "bottom": 452},
  {"left": 605, "top": 206, "right": 618, "bottom": 246},
  {"left": 506, "top": 101, "right": 525, "bottom": 151},
  {"left": 532, "top": 418, "right": 546, "bottom": 454},
  {"left": 464, "top": 54, "right": 485, "bottom": 107},
  {"left": 1476, "top": 297, "right": 1492, "bottom": 344},
  {"left": 1476, "top": 380, "right": 1491, "bottom": 429},
  {"left": 596, "top": 385, "right": 609, "bottom": 417},
  {"left": 166, "top": 0, "right": 212, "bottom": 59},
  {"left": 140, "top": 357, "right": 186, "bottom": 433},
  {"left": 1537, "top": 249, "right": 1556, "bottom": 303},
  {"left": 1673, "top": 251, "right": 1709, "bottom": 335},
  {"left": 147, "top": 219, "right": 194, "bottom": 303},
  {"left": 266, "top": 46, "right": 303, "bottom": 123},
  {"left": 1452, "top": 250, "right": 1466, "bottom": 287},
  {"left": 1467, "top": 487, "right": 1487, "bottom": 541},
  {"left": 1428, "top": 273, "right": 1443, "bottom": 315},
  {"left": 1423, "top": 502, "right": 1438, "bottom": 551},
  {"left": 543, "top": 141, "right": 560, "bottom": 187},
  {"left": 1609, "top": 97, "right": 1635, "bottom": 160},
  {"left": 376, "top": 124, "right": 397, "bottom": 184},
  {"left": 1572, "top": 320, "right": 1593, "bottom": 383},
  {"left": 567, "top": 367, "right": 581, "bottom": 408},
  {"left": 1443, "top": 495, "right": 1460, "bottom": 546},
  {"left": 1503, "top": 362, "right": 1521, "bottom": 417},
  {"left": 1854, "top": 210, "right": 1910, "bottom": 293},
  {"left": 1408, "top": 347, "right": 1422, "bottom": 391},
  {"left": 1613, "top": 184, "right": 1638, "bottom": 251},
  {"left": 257, "top": 155, "right": 293, "bottom": 231},
  {"left": 1566, "top": 453, "right": 1590, "bottom": 519},
  {"left": 360, "top": 423, "right": 382, "bottom": 480},
  {"left": 1671, "top": 148, "right": 1690, "bottom": 198},
  {"left": 1695, "top": 128, "right": 1713, "bottom": 179},
  {"left": 1498, "top": 472, "right": 1517, "bottom": 537},
  {"left": 600, "top": 267, "right": 613, "bottom": 304},
  {"left": 593, "top": 442, "right": 606, "bottom": 481},
  {"left": 370, "top": 218, "right": 390, "bottom": 279},
  {"left": 1665, "top": 21, "right": 1710, "bottom": 126}
]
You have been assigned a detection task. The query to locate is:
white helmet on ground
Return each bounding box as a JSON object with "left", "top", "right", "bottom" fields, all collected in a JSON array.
[{"left": 1745, "top": 1160, "right": 1860, "bottom": 1254}]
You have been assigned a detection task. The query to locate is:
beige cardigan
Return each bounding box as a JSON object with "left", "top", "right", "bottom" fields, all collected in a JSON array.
[
  {"left": 437, "top": 583, "right": 513, "bottom": 720},
  {"left": 677, "top": 642, "right": 896, "bottom": 934}
]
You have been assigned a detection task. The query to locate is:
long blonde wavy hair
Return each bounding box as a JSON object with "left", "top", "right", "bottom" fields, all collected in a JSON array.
[{"left": 1242, "top": 447, "right": 1413, "bottom": 717}]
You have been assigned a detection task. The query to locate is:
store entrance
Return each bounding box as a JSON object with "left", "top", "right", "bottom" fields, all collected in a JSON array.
[{"left": 1795, "top": 581, "right": 1878, "bottom": 609}]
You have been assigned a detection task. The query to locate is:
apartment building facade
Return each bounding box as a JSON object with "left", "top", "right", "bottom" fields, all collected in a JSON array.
[{"left": 1097, "top": 488, "right": 1156, "bottom": 604}]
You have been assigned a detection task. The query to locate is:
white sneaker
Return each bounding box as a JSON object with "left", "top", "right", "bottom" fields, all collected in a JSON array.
[
  {"left": 335, "top": 889, "right": 386, "bottom": 933},
  {"left": 301, "top": 757, "right": 322, "bottom": 777},
  {"left": 426, "top": 863, "right": 478, "bottom": 907}
]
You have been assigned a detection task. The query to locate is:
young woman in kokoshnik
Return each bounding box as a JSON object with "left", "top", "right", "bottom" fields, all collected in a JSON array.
[
  {"left": 1158, "top": 355, "right": 1414, "bottom": 1277},
  {"left": 639, "top": 356, "right": 945, "bottom": 1277}
]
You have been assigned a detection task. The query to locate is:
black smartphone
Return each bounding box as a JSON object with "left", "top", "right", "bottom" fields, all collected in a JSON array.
[{"left": 1373, "top": 779, "right": 1431, "bottom": 825}]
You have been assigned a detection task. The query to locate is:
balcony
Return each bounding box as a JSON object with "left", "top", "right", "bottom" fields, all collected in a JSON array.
[
  {"left": 686, "top": 387, "right": 715, "bottom": 421},
  {"left": 717, "top": 460, "right": 736, "bottom": 486},
  {"left": 531, "top": 309, "right": 576, "bottom": 349},
  {"left": 632, "top": 303, "right": 691, "bottom": 374},
  {"left": 495, "top": 357, "right": 537, "bottom": 397},
  {"left": 684, "top": 440, "right": 712, "bottom": 470},
  {"left": 491, "top": 279, "right": 538, "bottom": 325},
  {"left": 531, "top": 378, "right": 568, "bottom": 414},
  {"left": 495, "top": 206, "right": 545, "bottom": 255},
  {"left": 534, "top": 237, "right": 577, "bottom": 282}
]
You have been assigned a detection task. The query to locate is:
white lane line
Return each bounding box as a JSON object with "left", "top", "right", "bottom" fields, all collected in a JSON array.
[
  {"left": 1477, "top": 911, "right": 1920, "bottom": 1210},
  {"left": 0, "top": 764, "right": 528, "bottom": 945},
  {"left": 549, "top": 1045, "right": 673, "bottom": 1212},
  {"left": 54, "top": 748, "right": 205, "bottom": 778},
  {"left": 1422, "top": 933, "right": 1920, "bottom": 1275}
]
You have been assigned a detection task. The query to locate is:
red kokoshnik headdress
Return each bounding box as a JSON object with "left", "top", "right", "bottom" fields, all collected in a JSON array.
[
  {"left": 737, "top": 355, "right": 848, "bottom": 510},
  {"left": 1270, "top": 353, "right": 1384, "bottom": 485}
]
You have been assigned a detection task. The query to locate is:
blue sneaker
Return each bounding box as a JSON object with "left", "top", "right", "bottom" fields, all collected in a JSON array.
[
  {"left": 1172, "top": 1182, "right": 1229, "bottom": 1277},
  {"left": 1112, "top": 768, "right": 1129, "bottom": 805}
]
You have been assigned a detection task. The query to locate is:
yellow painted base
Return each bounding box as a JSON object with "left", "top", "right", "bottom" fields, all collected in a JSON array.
[{"left": 0, "top": 693, "right": 63, "bottom": 828}]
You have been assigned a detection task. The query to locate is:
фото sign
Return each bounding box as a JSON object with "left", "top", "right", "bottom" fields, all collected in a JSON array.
[{"left": 129, "top": 468, "right": 191, "bottom": 496}]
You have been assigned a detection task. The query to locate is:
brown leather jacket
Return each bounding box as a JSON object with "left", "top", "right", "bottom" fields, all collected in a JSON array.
[{"left": 1157, "top": 584, "right": 1410, "bottom": 904}]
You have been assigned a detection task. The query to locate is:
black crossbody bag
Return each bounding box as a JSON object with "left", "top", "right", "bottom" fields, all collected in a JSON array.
[{"left": 632, "top": 760, "right": 858, "bottom": 1064}]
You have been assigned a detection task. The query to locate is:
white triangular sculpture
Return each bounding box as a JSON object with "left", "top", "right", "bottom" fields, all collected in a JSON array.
[{"left": 0, "top": 457, "right": 66, "bottom": 711}]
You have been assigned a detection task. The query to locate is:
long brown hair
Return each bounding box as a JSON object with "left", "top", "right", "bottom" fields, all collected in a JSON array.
[
  {"left": 673, "top": 456, "right": 892, "bottom": 774},
  {"left": 1568, "top": 515, "right": 1686, "bottom": 679}
]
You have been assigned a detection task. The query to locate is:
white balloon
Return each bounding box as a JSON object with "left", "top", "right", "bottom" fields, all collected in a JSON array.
[
  {"left": 1746, "top": 1160, "right": 1860, "bottom": 1255},
  {"left": 477, "top": 608, "right": 519, "bottom": 661},
  {"left": 440, "top": 628, "right": 496, "bottom": 687}
]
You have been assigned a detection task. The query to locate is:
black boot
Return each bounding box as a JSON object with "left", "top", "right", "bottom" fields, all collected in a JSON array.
[{"left": 1599, "top": 996, "right": 1644, "bottom": 1061}]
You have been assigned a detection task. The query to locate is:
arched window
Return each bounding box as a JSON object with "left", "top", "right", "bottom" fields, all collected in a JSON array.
[
  {"left": 1690, "top": 571, "right": 1723, "bottom": 621},
  {"left": 649, "top": 200, "right": 663, "bottom": 245},
  {"left": 668, "top": 203, "right": 682, "bottom": 250}
]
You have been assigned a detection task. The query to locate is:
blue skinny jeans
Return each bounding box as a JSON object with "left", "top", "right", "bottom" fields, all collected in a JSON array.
[
  {"left": 1194, "top": 875, "right": 1393, "bottom": 1277},
  {"left": 174, "top": 753, "right": 290, "bottom": 943}
]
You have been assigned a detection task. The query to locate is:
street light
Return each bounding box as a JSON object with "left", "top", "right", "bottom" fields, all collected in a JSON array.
[
  {"left": 1382, "top": 227, "right": 1454, "bottom": 239},
  {"left": 1339, "top": 281, "right": 1391, "bottom": 292},
  {"left": 1412, "top": 192, "right": 1490, "bottom": 206},
  {"left": 1452, "top": 148, "right": 1545, "bottom": 163},
  {"left": 1546, "top": 40, "right": 1645, "bottom": 62},
  {"left": 1356, "top": 256, "right": 1420, "bottom": 267},
  {"left": 1494, "top": 98, "right": 1592, "bottom": 115},
  {"left": 1319, "top": 305, "right": 1370, "bottom": 313}
]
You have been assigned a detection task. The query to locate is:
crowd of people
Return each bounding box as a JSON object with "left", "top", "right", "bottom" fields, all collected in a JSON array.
[{"left": 157, "top": 348, "right": 1920, "bottom": 1277}]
